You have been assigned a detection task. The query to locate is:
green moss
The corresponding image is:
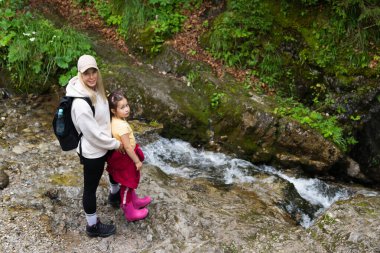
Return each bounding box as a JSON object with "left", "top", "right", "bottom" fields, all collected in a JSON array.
[
  {"left": 176, "top": 61, "right": 199, "bottom": 76},
  {"left": 353, "top": 201, "right": 378, "bottom": 215},
  {"left": 356, "top": 202, "right": 370, "bottom": 207},
  {"left": 171, "top": 90, "right": 210, "bottom": 125},
  {"left": 320, "top": 214, "right": 337, "bottom": 225},
  {"left": 149, "top": 120, "right": 161, "bottom": 128},
  {"left": 161, "top": 120, "right": 209, "bottom": 145},
  {"left": 220, "top": 241, "right": 241, "bottom": 253},
  {"left": 128, "top": 26, "right": 156, "bottom": 56},
  {"left": 129, "top": 120, "right": 163, "bottom": 134},
  {"left": 50, "top": 173, "right": 81, "bottom": 187},
  {"left": 238, "top": 137, "right": 259, "bottom": 154}
]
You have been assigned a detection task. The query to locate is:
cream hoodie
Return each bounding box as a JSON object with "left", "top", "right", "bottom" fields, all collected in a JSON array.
[{"left": 66, "top": 76, "right": 120, "bottom": 158}]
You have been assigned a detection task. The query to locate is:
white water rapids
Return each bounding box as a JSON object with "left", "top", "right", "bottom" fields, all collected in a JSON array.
[{"left": 140, "top": 135, "right": 372, "bottom": 228}]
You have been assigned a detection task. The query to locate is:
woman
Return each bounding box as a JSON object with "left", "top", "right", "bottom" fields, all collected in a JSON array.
[{"left": 66, "top": 54, "right": 123, "bottom": 237}]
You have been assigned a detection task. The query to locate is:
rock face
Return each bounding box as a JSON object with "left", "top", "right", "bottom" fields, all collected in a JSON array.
[
  {"left": 235, "top": 108, "right": 343, "bottom": 174},
  {"left": 351, "top": 101, "right": 380, "bottom": 184},
  {"left": 0, "top": 93, "right": 379, "bottom": 253}
]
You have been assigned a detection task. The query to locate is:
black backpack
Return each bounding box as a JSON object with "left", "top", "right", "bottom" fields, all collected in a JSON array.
[{"left": 52, "top": 96, "right": 95, "bottom": 154}]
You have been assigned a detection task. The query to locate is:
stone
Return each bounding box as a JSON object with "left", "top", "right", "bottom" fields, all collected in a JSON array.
[{"left": 0, "top": 168, "right": 9, "bottom": 189}]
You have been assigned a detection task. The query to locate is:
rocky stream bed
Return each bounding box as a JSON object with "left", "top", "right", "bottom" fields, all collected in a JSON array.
[{"left": 0, "top": 94, "right": 380, "bottom": 253}]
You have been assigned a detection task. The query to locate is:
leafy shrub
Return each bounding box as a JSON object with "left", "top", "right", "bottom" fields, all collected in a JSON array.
[
  {"left": 258, "top": 43, "right": 283, "bottom": 85},
  {"left": 300, "top": 1, "right": 380, "bottom": 75},
  {"left": 274, "top": 98, "right": 356, "bottom": 151},
  {"left": 0, "top": 6, "right": 94, "bottom": 93},
  {"left": 207, "top": 0, "right": 273, "bottom": 68},
  {"left": 148, "top": 9, "right": 186, "bottom": 53},
  {"left": 89, "top": 0, "right": 199, "bottom": 54},
  {"left": 205, "top": 0, "right": 285, "bottom": 88}
]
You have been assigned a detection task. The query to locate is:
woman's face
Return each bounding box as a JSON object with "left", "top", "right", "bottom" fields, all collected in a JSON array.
[{"left": 82, "top": 68, "right": 98, "bottom": 89}]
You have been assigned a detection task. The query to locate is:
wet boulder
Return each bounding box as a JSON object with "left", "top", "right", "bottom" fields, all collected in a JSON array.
[{"left": 309, "top": 194, "right": 380, "bottom": 253}]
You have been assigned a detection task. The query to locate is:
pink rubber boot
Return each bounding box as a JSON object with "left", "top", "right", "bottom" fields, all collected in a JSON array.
[
  {"left": 131, "top": 189, "right": 152, "bottom": 209},
  {"left": 121, "top": 201, "right": 148, "bottom": 222}
]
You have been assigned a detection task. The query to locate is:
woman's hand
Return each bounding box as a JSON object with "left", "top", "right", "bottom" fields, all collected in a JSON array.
[
  {"left": 135, "top": 161, "right": 142, "bottom": 171},
  {"left": 117, "top": 142, "right": 125, "bottom": 154}
]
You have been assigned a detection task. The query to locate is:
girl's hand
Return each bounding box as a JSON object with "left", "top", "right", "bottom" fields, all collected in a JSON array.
[{"left": 135, "top": 161, "right": 142, "bottom": 171}]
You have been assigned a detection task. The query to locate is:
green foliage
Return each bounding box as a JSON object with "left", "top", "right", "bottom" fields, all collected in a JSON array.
[
  {"left": 319, "top": 213, "right": 337, "bottom": 225},
  {"left": 149, "top": 120, "right": 161, "bottom": 127},
  {"left": 203, "top": 0, "right": 379, "bottom": 99},
  {"left": 300, "top": 0, "right": 319, "bottom": 5},
  {"left": 89, "top": 0, "right": 199, "bottom": 54},
  {"left": 258, "top": 43, "right": 283, "bottom": 86},
  {"left": 148, "top": 9, "right": 186, "bottom": 53},
  {"left": 207, "top": 0, "right": 273, "bottom": 69},
  {"left": 200, "top": 0, "right": 379, "bottom": 152},
  {"left": 298, "top": 0, "right": 380, "bottom": 75},
  {"left": 210, "top": 92, "right": 225, "bottom": 109},
  {"left": 274, "top": 97, "right": 355, "bottom": 151},
  {"left": 0, "top": 3, "right": 94, "bottom": 93},
  {"left": 186, "top": 70, "right": 199, "bottom": 84},
  {"left": 350, "top": 115, "right": 361, "bottom": 121},
  {"left": 116, "top": 0, "right": 148, "bottom": 38},
  {"left": 90, "top": 0, "right": 123, "bottom": 26}
]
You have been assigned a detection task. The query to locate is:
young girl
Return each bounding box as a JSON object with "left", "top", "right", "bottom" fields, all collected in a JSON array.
[{"left": 106, "top": 90, "right": 151, "bottom": 222}]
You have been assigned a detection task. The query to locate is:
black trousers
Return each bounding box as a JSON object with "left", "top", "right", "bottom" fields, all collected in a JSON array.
[{"left": 81, "top": 153, "right": 116, "bottom": 214}]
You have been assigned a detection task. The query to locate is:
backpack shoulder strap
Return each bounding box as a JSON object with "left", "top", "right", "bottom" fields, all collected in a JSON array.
[{"left": 75, "top": 97, "right": 95, "bottom": 116}]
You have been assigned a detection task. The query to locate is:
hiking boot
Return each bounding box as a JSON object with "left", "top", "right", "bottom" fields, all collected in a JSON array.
[
  {"left": 86, "top": 219, "right": 116, "bottom": 238},
  {"left": 108, "top": 190, "right": 120, "bottom": 208}
]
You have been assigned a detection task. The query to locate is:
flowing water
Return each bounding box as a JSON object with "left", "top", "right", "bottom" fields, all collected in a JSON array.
[
  {"left": 260, "top": 165, "right": 352, "bottom": 227},
  {"left": 139, "top": 133, "right": 365, "bottom": 228}
]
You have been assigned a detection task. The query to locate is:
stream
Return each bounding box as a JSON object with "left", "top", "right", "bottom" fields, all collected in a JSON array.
[{"left": 139, "top": 133, "right": 376, "bottom": 228}]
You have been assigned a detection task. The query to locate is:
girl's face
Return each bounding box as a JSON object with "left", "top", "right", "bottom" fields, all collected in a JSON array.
[
  {"left": 82, "top": 68, "right": 98, "bottom": 89},
  {"left": 113, "top": 97, "right": 130, "bottom": 119}
]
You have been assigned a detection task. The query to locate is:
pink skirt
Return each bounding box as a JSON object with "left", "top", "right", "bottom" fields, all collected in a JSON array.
[{"left": 106, "top": 144, "right": 145, "bottom": 189}]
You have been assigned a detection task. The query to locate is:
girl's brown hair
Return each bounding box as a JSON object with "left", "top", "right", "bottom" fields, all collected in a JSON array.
[{"left": 108, "top": 89, "right": 126, "bottom": 117}]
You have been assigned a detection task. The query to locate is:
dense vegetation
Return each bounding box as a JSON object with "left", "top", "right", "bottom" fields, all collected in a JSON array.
[
  {"left": 1, "top": 0, "right": 379, "bottom": 152},
  {"left": 0, "top": 0, "right": 95, "bottom": 93}
]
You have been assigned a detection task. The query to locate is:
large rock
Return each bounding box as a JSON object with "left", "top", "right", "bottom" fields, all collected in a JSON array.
[
  {"left": 234, "top": 108, "right": 343, "bottom": 174},
  {"left": 309, "top": 194, "right": 380, "bottom": 253},
  {"left": 351, "top": 100, "right": 380, "bottom": 184}
]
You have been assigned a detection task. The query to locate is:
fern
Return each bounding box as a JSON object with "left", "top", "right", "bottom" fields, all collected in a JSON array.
[{"left": 274, "top": 98, "right": 353, "bottom": 151}]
